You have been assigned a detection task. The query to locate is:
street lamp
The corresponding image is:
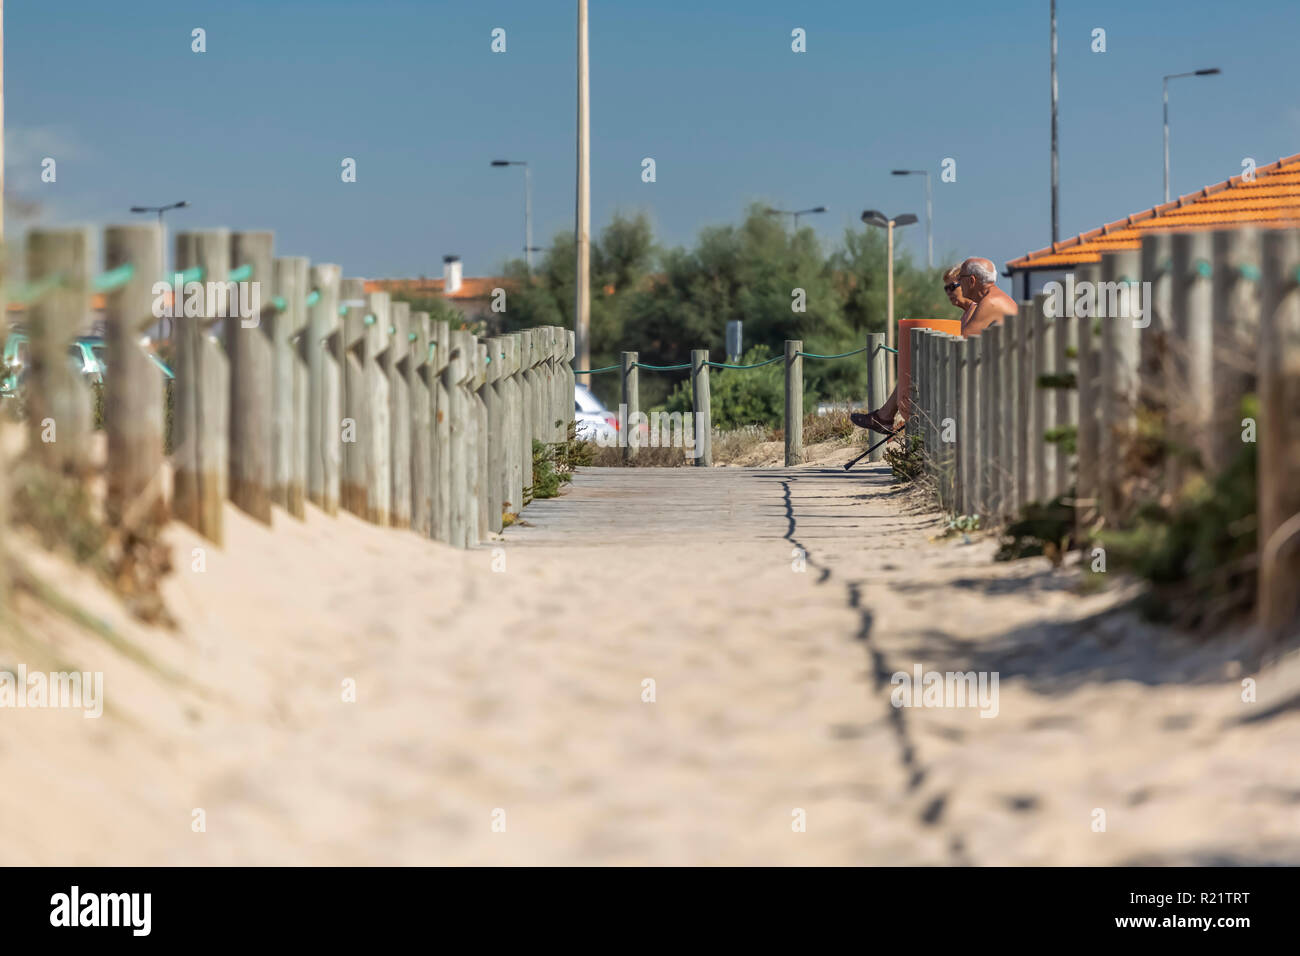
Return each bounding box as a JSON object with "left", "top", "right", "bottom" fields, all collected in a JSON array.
[
  {"left": 491, "top": 160, "right": 533, "bottom": 271},
  {"left": 891, "top": 170, "right": 933, "bottom": 269},
  {"left": 764, "top": 205, "right": 828, "bottom": 231},
  {"left": 130, "top": 200, "right": 189, "bottom": 340},
  {"left": 861, "top": 210, "right": 918, "bottom": 392},
  {"left": 1162, "top": 68, "right": 1220, "bottom": 202}
]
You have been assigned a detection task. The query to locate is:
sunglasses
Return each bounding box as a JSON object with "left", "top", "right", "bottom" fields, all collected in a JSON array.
[{"left": 944, "top": 282, "right": 960, "bottom": 292}]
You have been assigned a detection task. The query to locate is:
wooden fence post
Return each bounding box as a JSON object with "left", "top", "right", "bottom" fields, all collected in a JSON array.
[
  {"left": 565, "top": 330, "right": 576, "bottom": 436},
  {"left": 474, "top": 339, "right": 489, "bottom": 539},
  {"left": 1098, "top": 249, "right": 1141, "bottom": 524},
  {"left": 621, "top": 350, "right": 639, "bottom": 461},
  {"left": 1016, "top": 300, "right": 1034, "bottom": 508},
  {"left": 363, "top": 290, "right": 392, "bottom": 525},
  {"left": 504, "top": 334, "right": 524, "bottom": 518},
  {"left": 306, "top": 264, "right": 341, "bottom": 515},
  {"left": 867, "top": 332, "right": 887, "bottom": 463},
  {"left": 25, "top": 228, "right": 92, "bottom": 477},
  {"left": 550, "top": 326, "right": 566, "bottom": 440},
  {"left": 1001, "top": 315, "right": 1021, "bottom": 516},
  {"left": 984, "top": 323, "right": 1003, "bottom": 518},
  {"left": 1139, "top": 232, "right": 1173, "bottom": 416},
  {"left": 271, "top": 255, "right": 309, "bottom": 517},
  {"left": 444, "top": 328, "right": 471, "bottom": 547},
  {"left": 1073, "top": 262, "right": 1100, "bottom": 521},
  {"left": 339, "top": 279, "right": 368, "bottom": 519},
  {"left": 935, "top": 334, "right": 952, "bottom": 507},
  {"left": 1032, "top": 291, "right": 1055, "bottom": 503},
  {"left": 1168, "top": 232, "right": 1214, "bottom": 496},
  {"left": 906, "top": 327, "right": 923, "bottom": 451},
  {"left": 962, "top": 334, "right": 981, "bottom": 515},
  {"left": 103, "top": 224, "right": 165, "bottom": 529},
  {"left": 785, "top": 340, "right": 802, "bottom": 465},
  {"left": 691, "top": 348, "right": 712, "bottom": 466},
  {"left": 1050, "top": 285, "right": 1076, "bottom": 500},
  {"left": 409, "top": 310, "right": 433, "bottom": 535},
  {"left": 486, "top": 336, "right": 506, "bottom": 533},
  {"left": 387, "top": 300, "right": 411, "bottom": 529},
  {"left": 519, "top": 330, "right": 535, "bottom": 497},
  {"left": 431, "top": 319, "right": 451, "bottom": 542},
  {"left": 917, "top": 331, "right": 932, "bottom": 464},
  {"left": 1257, "top": 228, "right": 1300, "bottom": 646},
  {"left": 1210, "top": 228, "right": 1262, "bottom": 469},
  {"left": 226, "top": 231, "right": 274, "bottom": 523}
]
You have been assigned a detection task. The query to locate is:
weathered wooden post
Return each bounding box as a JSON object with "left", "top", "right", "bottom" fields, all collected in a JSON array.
[
  {"left": 936, "top": 333, "right": 953, "bottom": 506},
  {"left": 519, "top": 330, "right": 536, "bottom": 498},
  {"left": 1098, "top": 249, "right": 1141, "bottom": 524},
  {"left": 1016, "top": 300, "right": 1035, "bottom": 507},
  {"left": 339, "top": 279, "right": 368, "bottom": 518},
  {"left": 409, "top": 311, "right": 433, "bottom": 535},
  {"left": 565, "top": 330, "right": 576, "bottom": 436},
  {"left": 226, "top": 231, "right": 274, "bottom": 523},
  {"left": 1168, "top": 232, "right": 1214, "bottom": 496},
  {"left": 1073, "top": 262, "right": 1101, "bottom": 520},
  {"left": 306, "top": 264, "right": 342, "bottom": 515},
  {"left": 25, "top": 228, "right": 92, "bottom": 477},
  {"left": 504, "top": 334, "right": 524, "bottom": 519},
  {"left": 867, "top": 332, "right": 887, "bottom": 463},
  {"left": 550, "top": 326, "right": 567, "bottom": 440},
  {"left": 691, "top": 348, "right": 712, "bottom": 467},
  {"left": 363, "top": 290, "right": 392, "bottom": 525},
  {"left": 984, "top": 323, "right": 1003, "bottom": 518},
  {"left": 621, "top": 350, "right": 639, "bottom": 461},
  {"left": 1139, "top": 232, "right": 1173, "bottom": 416},
  {"left": 387, "top": 300, "right": 411, "bottom": 529},
  {"left": 271, "top": 255, "right": 309, "bottom": 518},
  {"left": 1032, "top": 291, "right": 1055, "bottom": 503},
  {"left": 1210, "top": 228, "right": 1262, "bottom": 469},
  {"left": 431, "top": 319, "right": 452, "bottom": 542},
  {"left": 906, "top": 327, "right": 923, "bottom": 451},
  {"left": 103, "top": 224, "right": 166, "bottom": 529},
  {"left": 485, "top": 336, "right": 506, "bottom": 533},
  {"left": 474, "top": 339, "right": 489, "bottom": 539},
  {"left": 1050, "top": 283, "right": 1076, "bottom": 500},
  {"left": 1003, "top": 312, "right": 1023, "bottom": 515},
  {"left": 443, "top": 328, "right": 470, "bottom": 546},
  {"left": 173, "top": 230, "right": 230, "bottom": 543},
  {"left": 962, "top": 335, "right": 981, "bottom": 515},
  {"left": 946, "top": 333, "right": 961, "bottom": 509},
  {"left": 918, "top": 331, "right": 932, "bottom": 464},
  {"left": 784, "top": 340, "right": 803, "bottom": 466},
  {"left": 1257, "top": 228, "right": 1300, "bottom": 647}
]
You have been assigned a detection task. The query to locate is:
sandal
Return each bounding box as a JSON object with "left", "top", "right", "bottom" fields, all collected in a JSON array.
[{"left": 850, "top": 410, "right": 894, "bottom": 436}]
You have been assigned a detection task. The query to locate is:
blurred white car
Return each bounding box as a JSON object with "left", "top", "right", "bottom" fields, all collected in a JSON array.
[{"left": 575, "top": 383, "right": 618, "bottom": 442}]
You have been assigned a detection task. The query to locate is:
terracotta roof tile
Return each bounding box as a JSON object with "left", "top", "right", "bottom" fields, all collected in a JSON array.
[
  {"left": 365, "top": 277, "right": 510, "bottom": 300},
  {"left": 1006, "top": 154, "right": 1300, "bottom": 271}
]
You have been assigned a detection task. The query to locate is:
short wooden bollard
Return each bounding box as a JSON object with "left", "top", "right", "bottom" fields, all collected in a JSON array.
[
  {"left": 691, "top": 348, "right": 712, "bottom": 467},
  {"left": 784, "top": 340, "right": 803, "bottom": 466},
  {"left": 271, "top": 255, "right": 310, "bottom": 518},
  {"left": 306, "top": 264, "right": 342, "bottom": 515},
  {"left": 227, "top": 231, "right": 274, "bottom": 524},
  {"left": 388, "top": 300, "right": 411, "bottom": 529},
  {"left": 104, "top": 224, "right": 166, "bottom": 529},
  {"left": 26, "top": 228, "right": 93, "bottom": 478},
  {"left": 174, "top": 230, "right": 231, "bottom": 543},
  {"left": 431, "top": 319, "right": 452, "bottom": 543},
  {"left": 621, "top": 350, "right": 639, "bottom": 461},
  {"left": 1257, "top": 228, "right": 1300, "bottom": 646},
  {"left": 1210, "top": 228, "right": 1261, "bottom": 469},
  {"left": 409, "top": 311, "right": 433, "bottom": 535},
  {"left": 866, "top": 332, "right": 887, "bottom": 463}
]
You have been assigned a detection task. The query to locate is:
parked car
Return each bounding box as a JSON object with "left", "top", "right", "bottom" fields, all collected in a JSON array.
[
  {"left": 575, "top": 383, "right": 618, "bottom": 442},
  {"left": 0, "top": 331, "right": 173, "bottom": 399}
]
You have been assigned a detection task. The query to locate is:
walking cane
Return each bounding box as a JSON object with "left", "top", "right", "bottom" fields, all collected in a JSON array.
[{"left": 843, "top": 427, "right": 903, "bottom": 472}]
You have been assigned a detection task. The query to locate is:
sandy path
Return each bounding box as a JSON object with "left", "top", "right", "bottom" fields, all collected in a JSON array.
[{"left": 2, "top": 455, "right": 1298, "bottom": 865}]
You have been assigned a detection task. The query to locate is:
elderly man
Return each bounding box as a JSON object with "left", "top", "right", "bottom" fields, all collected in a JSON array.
[{"left": 851, "top": 257, "right": 1017, "bottom": 435}]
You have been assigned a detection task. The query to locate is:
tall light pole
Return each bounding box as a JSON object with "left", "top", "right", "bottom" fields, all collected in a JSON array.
[
  {"left": 890, "top": 170, "right": 932, "bottom": 268},
  {"left": 763, "top": 205, "right": 827, "bottom": 231},
  {"left": 1050, "top": 0, "right": 1059, "bottom": 244},
  {"left": 490, "top": 160, "right": 533, "bottom": 272},
  {"left": 862, "top": 210, "right": 918, "bottom": 392},
  {"left": 574, "top": 0, "right": 591, "bottom": 385},
  {"left": 1163, "top": 68, "right": 1221, "bottom": 202},
  {"left": 130, "top": 200, "right": 189, "bottom": 341}
]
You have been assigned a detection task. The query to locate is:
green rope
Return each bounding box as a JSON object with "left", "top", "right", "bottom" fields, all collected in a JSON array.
[
  {"left": 11, "top": 271, "right": 67, "bottom": 305},
  {"left": 90, "top": 263, "right": 136, "bottom": 293},
  {"left": 173, "top": 265, "right": 204, "bottom": 285},
  {"left": 1236, "top": 264, "right": 1261, "bottom": 282},
  {"left": 272, "top": 296, "right": 287, "bottom": 311},
  {"left": 882, "top": 345, "right": 898, "bottom": 354},
  {"left": 707, "top": 355, "right": 784, "bottom": 369},
  {"left": 571, "top": 363, "right": 620, "bottom": 374},
  {"left": 229, "top": 264, "right": 253, "bottom": 282},
  {"left": 797, "top": 346, "right": 868, "bottom": 360},
  {"left": 633, "top": 361, "right": 692, "bottom": 371},
  {"left": 305, "top": 289, "right": 321, "bottom": 307},
  {"left": 363, "top": 314, "right": 376, "bottom": 326},
  {"left": 1194, "top": 259, "right": 1212, "bottom": 279},
  {"left": 408, "top": 332, "right": 417, "bottom": 342}
]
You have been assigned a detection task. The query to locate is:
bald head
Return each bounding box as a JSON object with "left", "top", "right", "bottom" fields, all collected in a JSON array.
[{"left": 959, "top": 257, "right": 998, "bottom": 286}]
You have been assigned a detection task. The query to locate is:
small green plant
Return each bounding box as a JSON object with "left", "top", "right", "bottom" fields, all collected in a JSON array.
[
  {"left": 995, "top": 491, "right": 1078, "bottom": 564},
  {"left": 527, "top": 421, "right": 593, "bottom": 502},
  {"left": 884, "top": 433, "right": 924, "bottom": 482},
  {"left": 1043, "top": 424, "right": 1078, "bottom": 455}
]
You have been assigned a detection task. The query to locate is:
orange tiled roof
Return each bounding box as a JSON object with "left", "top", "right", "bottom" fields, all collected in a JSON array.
[
  {"left": 1006, "top": 153, "right": 1300, "bottom": 271},
  {"left": 365, "top": 277, "right": 509, "bottom": 300}
]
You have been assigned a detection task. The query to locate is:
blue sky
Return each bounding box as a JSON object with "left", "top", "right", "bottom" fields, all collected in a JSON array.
[{"left": 7, "top": 0, "right": 1298, "bottom": 286}]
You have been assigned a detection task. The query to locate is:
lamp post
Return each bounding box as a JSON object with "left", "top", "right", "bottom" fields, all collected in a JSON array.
[
  {"left": 1162, "top": 68, "right": 1220, "bottom": 202},
  {"left": 890, "top": 170, "right": 932, "bottom": 268},
  {"left": 764, "top": 205, "right": 827, "bottom": 231},
  {"left": 130, "top": 200, "right": 189, "bottom": 340},
  {"left": 861, "top": 210, "right": 918, "bottom": 392},
  {"left": 490, "top": 160, "right": 533, "bottom": 272}
]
